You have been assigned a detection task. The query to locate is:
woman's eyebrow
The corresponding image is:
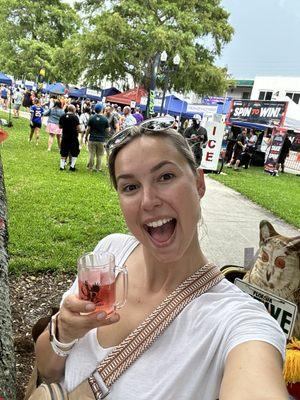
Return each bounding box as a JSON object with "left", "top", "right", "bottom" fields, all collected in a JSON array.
[
  {"left": 116, "top": 161, "right": 177, "bottom": 184},
  {"left": 150, "top": 161, "right": 176, "bottom": 173}
]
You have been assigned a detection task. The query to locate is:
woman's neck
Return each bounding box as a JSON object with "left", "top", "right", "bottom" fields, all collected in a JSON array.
[{"left": 138, "top": 237, "right": 208, "bottom": 295}]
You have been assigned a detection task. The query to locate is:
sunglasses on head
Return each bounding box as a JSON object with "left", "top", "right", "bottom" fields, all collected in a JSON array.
[{"left": 106, "top": 116, "right": 175, "bottom": 152}]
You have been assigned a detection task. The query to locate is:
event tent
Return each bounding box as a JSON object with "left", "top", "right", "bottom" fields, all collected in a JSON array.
[
  {"left": 45, "top": 82, "right": 65, "bottom": 95},
  {"left": 101, "top": 87, "right": 121, "bottom": 98},
  {"left": 68, "top": 87, "right": 103, "bottom": 101},
  {"left": 0, "top": 72, "right": 12, "bottom": 86},
  {"left": 106, "top": 87, "right": 147, "bottom": 105},
  {"left": 281, "top": 96, "right": 300, "bottom": 132}
]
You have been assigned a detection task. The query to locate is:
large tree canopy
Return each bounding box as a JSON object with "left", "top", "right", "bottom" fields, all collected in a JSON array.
[
  {"left": 0, "top": 0, "right": 81, "bottom": 82},
  {"left": 77, "top": 0, "right": 234, "bottom": 96}
]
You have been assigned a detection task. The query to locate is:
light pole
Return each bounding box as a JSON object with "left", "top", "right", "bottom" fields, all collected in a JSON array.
[{"left": 159, "top": 52, "right": 180, "bottom": 115}]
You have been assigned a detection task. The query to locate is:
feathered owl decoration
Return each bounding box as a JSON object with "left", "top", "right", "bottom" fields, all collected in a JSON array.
[{"left": 243, "top": 220, "right": 300, "bottom": 337}]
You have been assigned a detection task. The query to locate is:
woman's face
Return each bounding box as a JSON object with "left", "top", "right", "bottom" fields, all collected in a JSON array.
[{"left": 114, "top": 136, "right": 205, "bottom": 263}]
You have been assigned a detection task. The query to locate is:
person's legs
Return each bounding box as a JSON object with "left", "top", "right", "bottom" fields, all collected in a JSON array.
[
  {"left": 29, "top": 124, "right": 35, "bottom": 142},
  {"left": 95, "top": 142, "right": 104, "bottom": 171},
  {"left": 56, "top": 134, "right": 61, "bottom": 150},
  {"left": 34, "top": 127, "right": 40, "bottom": 145},
  {"left": 87, "top": 141, "right": 96, "bottom": 170},
  {"left": 60, "top": 138, "right": 68, "bottom": 170},
  {"left": 69, "top": 139, "right": 80, "bottom": 171},
  {"left": 48, "top": 133, "right": 54, "bottom": 151}
]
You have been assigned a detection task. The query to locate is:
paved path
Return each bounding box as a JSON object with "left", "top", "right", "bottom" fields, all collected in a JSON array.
[{"left": 199, "top": 176, "right": 299, "bottom": 268}]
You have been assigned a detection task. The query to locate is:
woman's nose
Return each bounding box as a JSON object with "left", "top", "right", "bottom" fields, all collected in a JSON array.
[{"left": 141, "top": 186, "right": 162, "bottom": 210}]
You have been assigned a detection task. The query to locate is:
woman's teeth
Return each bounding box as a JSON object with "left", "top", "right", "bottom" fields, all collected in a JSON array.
[{"left": 146, "top": 218, "right": 173, "bottom": 228}]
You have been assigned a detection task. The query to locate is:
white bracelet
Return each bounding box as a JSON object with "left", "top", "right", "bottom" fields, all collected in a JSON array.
[{"left": 49, "top": 312, "right": 78, "bottom": 357}]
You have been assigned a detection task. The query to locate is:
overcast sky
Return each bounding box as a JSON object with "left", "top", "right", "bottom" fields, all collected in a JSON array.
[{"left": 218, "top": 0, "right": 300, "bottom": 79}]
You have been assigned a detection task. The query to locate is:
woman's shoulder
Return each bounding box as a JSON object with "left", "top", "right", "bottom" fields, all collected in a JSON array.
[{"left": 94, "top": 233, "right": 139, "bottom": 265}]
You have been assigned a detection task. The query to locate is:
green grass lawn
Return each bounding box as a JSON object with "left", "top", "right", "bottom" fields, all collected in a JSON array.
[
  {"left": 1, "top": 112, "right": 127, "bottom": 274},
  {"left": 210, "top": 166, "right": 300, "bottom": 229}
]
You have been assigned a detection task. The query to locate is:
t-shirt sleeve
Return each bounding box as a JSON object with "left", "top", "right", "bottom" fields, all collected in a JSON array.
[{"left": 222, "top": 295, "right": 286, "bottom": 364}]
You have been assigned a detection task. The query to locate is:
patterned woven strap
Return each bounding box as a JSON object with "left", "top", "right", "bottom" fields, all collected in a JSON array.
[{"left": 88, "top": 264, "right": 223, "bottom": 398}]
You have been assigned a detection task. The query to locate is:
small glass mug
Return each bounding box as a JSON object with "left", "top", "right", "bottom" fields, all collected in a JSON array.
[{"left": 77, "top": 252, "right": 128, "bottom": 315}]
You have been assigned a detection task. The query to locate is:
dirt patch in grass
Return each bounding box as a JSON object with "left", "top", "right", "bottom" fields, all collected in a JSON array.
[{"left": 9, "top": 272, "right": 75, "bottom": 400}]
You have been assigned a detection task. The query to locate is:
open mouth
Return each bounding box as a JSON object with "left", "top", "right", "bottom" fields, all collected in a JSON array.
[{"left": 144, "top": 218, "right": 177, "bottom": 244}]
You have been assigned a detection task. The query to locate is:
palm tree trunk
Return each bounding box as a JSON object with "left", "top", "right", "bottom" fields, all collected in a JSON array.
[{"left": 0, "top": 154, "right": 16, "bottom": 399}]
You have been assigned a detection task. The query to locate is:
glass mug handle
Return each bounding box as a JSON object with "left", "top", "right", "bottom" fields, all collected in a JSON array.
[{"left": 115, "top": 264, "right": 128, "bottom": 309}]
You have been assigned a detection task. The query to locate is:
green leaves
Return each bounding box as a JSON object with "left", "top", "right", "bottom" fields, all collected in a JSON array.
[
  {"left": 0, "top": 0, "right": 81, "bottom": 82},
  {"left": 78, "top": 0, "right": 234, "bottom": 95}
]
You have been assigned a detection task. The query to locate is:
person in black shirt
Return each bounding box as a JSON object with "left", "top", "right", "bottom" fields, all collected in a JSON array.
[
  {"left": 226, "top": 128, "right": 247, "bottom": 170},
  {"left": 59, "top": 105, "right": 80, "bottom": 171},
  {"left": 276, "top": 135, "right": 292, "bottom": 173},
  {"left": 184, "top": 114, "right": 208, "bottom": 166}
]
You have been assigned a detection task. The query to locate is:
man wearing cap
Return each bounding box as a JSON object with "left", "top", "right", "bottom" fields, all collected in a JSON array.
[
  {"left": 184, "top": 114, "right": 208, "bottom": 166},
  {"left": 86, "top": 103, "right": 109, "bottom": 172}
]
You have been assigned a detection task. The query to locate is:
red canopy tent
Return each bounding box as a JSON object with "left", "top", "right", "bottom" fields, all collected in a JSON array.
[{"left": 106, "top": 87, "right": 147, "bottom": 106}]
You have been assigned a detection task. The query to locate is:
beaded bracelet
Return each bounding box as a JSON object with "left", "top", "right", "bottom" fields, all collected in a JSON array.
[{"left": 49, "top": 312, "right": 78, "bottom": 357}]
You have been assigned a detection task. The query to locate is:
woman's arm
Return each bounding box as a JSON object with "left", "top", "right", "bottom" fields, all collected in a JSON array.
[
  {"left": 219, "top": 340, "right": 288, "bottom": 400},
  {"left": 35, "top": 294, "right": 120, "bottom": 383}
]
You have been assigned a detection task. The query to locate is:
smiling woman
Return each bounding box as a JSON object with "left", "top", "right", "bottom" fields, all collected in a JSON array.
[{"left": 33, "top": 120, "right": 289, "bottom": 400}]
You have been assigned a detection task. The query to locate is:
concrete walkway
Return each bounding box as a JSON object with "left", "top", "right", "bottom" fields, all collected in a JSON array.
[{"left": 199, "top": 176, "right": 299, "bottom": 268}]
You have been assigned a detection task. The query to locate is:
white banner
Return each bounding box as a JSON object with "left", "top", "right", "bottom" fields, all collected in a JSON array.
[
  {"left": 200, "top": 121, "right": 224, "bottom": 171},
  {"left": 186, "top": 104, "right": 217, "bottom": 115},
  {"left": 140, "top": 96, "right": 163, "bottom": 107},
  {"left": 86, "top": 88, "right": 101, "bottom": 96}
]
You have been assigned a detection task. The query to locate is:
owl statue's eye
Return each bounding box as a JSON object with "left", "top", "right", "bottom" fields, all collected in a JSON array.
[
  {"left": 275, "top": 257, "right": 285, "bottom": 269},
  {"left": 261, "top": 251, "right": 269, "bottom": 262}
]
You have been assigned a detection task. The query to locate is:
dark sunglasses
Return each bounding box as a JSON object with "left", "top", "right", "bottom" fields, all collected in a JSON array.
[{"left": 106, "top": 116, "right": 175, "bottom": 152}]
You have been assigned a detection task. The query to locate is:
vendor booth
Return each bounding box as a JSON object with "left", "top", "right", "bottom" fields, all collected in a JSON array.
[
  {"left": 0, "top": 72, "right": 12, "bottom": 86},
  {"left": 226, "top": 98, "right": 300, "bottom": 173},
  {"left": 68, "top": 87, "right": 103, "bottom": 102},
  {"left": 106, "top": 87, "right": 147, "bottom": 106},
  {"left": 45, "top": 82, "right": 65, "bottom": 95}
]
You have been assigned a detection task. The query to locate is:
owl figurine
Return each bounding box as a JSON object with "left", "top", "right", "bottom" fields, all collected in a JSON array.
[{"left": 243, "top": 220, "right": 300, "bottom": 337}]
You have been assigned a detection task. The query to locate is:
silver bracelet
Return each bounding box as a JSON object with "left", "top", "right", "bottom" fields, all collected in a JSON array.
[{"left": 49, "top": 312, "right": 78, "bottom": 357}]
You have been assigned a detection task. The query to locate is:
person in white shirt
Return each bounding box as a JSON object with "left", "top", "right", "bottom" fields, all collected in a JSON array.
[{"left": 35, "top": 119, "right": 288, "bottom": 400}]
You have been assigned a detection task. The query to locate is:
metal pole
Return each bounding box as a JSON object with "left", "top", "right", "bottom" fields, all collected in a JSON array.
[
  {"left": 7, "top": 88, "right": 13, "bottom": 127},
  {"left": 146, "top": 53, "right": 161, "bottom": 118}
]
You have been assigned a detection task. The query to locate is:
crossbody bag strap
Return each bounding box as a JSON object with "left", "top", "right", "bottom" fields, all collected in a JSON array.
[{"left": 82, "top": 263, "right": 224, "bottom": 399}]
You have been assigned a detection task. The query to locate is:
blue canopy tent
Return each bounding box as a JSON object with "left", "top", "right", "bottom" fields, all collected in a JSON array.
[
  {"left": 217, "top": 98, "right": 232, "bottom": 115},
  {"left": 45, "top": 82, "right": 65, "bottom": 95},
  {"left": 69, "top": 87, "right": 87, "bottom": 98},
  {"left": 139, "top": 94, "right": 190, "bottom": 117},
  {"left": 101, "top": 87, "right": 121, "bottom": 98},
  {"left": 68, "top": 87, "right": 102, "bottom": 101},
  {"left": 0, "top": 72, "right": 12, "bottom": 86}
]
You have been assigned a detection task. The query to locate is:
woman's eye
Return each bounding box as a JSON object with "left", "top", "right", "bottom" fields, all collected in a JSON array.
[
  {"left": 122, "top": 184, "right": 138, "bottom": 193},
  {"left": 261, "top": 251, "right": 269, "bottom": 262},
  {"left": 159, "top": 173, "right": 175, "bottom": 182}
]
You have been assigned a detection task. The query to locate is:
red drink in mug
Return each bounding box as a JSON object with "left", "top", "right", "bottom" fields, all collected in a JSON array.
[{"left": 78, "top": 252, "right": 128, "bottom": 315}]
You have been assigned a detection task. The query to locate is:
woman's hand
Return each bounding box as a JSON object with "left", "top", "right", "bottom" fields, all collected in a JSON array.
[{"left": 57, "top": 294, "right": 120, "bottom": 343}]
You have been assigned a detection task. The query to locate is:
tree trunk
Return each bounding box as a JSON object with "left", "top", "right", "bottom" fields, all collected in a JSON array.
[{"left": 0, "top": 154, "right": 16, "bottom": 399}]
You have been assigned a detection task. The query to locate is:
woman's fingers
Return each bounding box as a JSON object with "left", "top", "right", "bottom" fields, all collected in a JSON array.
[
  {"left": 62, "top": 294, "right": 96, "bottom": 314},
  {"left": 58, "top": 295, "right": 120, "bottom": 342}
]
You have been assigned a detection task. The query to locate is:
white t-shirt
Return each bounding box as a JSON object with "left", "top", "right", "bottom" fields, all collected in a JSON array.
[{"left": 60, "top": 234, "right": 286, "bottom": 400}]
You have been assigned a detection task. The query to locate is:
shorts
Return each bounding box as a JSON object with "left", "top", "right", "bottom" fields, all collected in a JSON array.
[
  {"left": 60, "top": 137, "right": 80, "bottom": 158},
  {"left": 13, "top": 103, "right": 21, "bottom": 111},
  {"left": 46, "top": 123, "right": 62, "bottom": 135},
  {"left": 30, "top": 121, "right": 42, "bottom": 129}
]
